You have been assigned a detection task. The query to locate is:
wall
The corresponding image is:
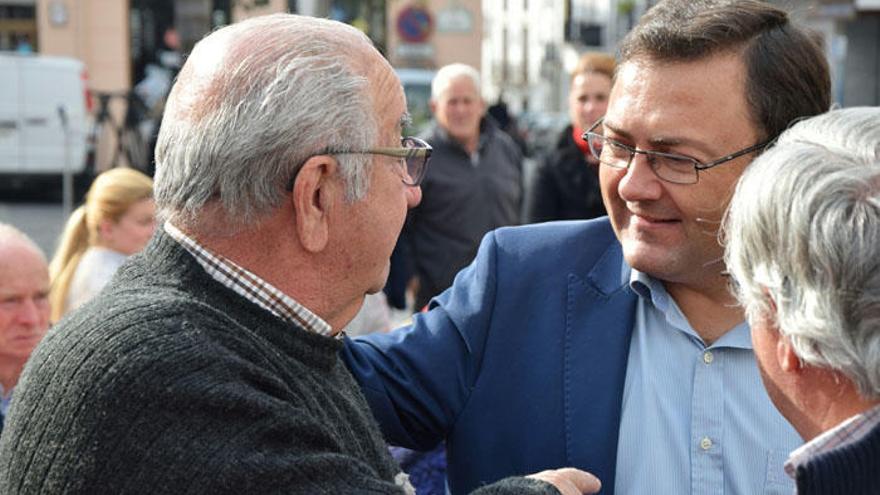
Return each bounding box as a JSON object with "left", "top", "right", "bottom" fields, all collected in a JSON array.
[
  {"left": 386, "top": 0, "right": 481, "bottom": 72},
  {"left": 843, "top": 13, "right": 880, "bottom": 105},
  {"left": 37, "top": 0, "right": 129, "bottom": 91}
]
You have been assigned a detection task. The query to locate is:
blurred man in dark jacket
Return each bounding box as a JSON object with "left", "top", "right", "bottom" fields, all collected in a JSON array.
[{"left": 407, "top": 63, "right": 523, "bottom": 310}]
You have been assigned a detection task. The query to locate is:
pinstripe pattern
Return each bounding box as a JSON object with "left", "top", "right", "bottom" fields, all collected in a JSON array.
[
  {"left": 164, "top": 222, "right": 334, "bottom": 338},
  {"left": 614, "top": 269, "right": 800, "bottom": 495}
]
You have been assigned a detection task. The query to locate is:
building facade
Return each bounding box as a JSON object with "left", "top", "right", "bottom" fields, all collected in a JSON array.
[
  {"left": 3, "top": 0, "right": 876, "bottom": 117},
  {"left": 480, "top": 0, "right": 880, "bottom": 115}
]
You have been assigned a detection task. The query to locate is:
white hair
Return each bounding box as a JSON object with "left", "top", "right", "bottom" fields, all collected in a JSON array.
[
  {"left": 723, "top": 106, "right": 880, "bottom": 399},
  {"left": 0, "top": 223, "right": 45, "bottom": 258},
  {"left": 430, "top": 63, "right": 481, "bottom": 101},
  {"left": 154, "top": 14, "right": 379, "bottom": 232}
]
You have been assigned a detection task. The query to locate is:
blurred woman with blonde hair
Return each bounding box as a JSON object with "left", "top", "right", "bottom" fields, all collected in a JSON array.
[
  {"left": 527, "top": 51, "right": 616, "bottom": 223},
  {"left": 49, "top": 168, "right": 155, "bottom": 322}
]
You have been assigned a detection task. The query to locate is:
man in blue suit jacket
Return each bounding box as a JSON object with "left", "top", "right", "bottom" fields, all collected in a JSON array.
[
  {"left": 347, "top": 220, "right": 634, "bottom": 491},
  {"left": 344, "top": 1, "right": 832, "bottom": 494}
]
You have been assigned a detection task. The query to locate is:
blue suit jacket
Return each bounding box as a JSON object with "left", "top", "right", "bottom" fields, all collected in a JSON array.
[{"left": 343, "top": 219, "right": 637, "bottom": 494}]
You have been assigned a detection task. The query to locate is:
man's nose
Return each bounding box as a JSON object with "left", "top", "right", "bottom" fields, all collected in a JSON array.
[
  {"left": 15, "top": 298, "right": 41, "bottom": 326},
  {"left": 618, "top": 153, "right": 663, "bottom": 202}
]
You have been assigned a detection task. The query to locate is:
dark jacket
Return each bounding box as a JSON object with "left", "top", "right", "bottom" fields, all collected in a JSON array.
[
  {"left": 407, "top": 118, "right": 523, "bottom": 309},
  {"left": 795, "top": 421, "right": 880, "bottom": 495},
  {"left": 526, "top": 125, "right": 605, "bottom": 223}
]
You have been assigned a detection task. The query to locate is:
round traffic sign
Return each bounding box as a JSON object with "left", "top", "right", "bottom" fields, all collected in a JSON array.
[{"left": 397, "top": 6, "right": 433, "bottom": 43}]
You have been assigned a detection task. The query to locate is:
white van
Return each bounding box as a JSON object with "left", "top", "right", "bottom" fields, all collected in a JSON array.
[{"left": 0, "top": 53, "right": 91, "bottom": 180}]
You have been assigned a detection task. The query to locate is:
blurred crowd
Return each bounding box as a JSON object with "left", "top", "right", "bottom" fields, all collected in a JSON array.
[{"left": 355, "top": 50, "right": 619, "bottom": 332}]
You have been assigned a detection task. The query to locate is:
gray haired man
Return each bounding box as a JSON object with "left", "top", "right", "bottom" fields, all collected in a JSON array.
[
  {"left": 725, "top": 106, "right": 880, "bottom": 495},
  {"left": 407, "top": 63, "right": 523, "bottom": 310},
  {"left": 0, "top": 14, "right": 598, "bottom": 495}
]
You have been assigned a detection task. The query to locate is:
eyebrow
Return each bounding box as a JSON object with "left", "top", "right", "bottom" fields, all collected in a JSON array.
[
  {"left": 399, "top": 113, "right": 412, "bottom": 130},
  {"left": 603, "top": 120, "right": 713, "bottom": 156}
]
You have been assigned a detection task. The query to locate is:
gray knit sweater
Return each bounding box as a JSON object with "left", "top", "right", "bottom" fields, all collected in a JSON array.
[{"left": 0, "top": 231, "right": 557, "bottom": 495}]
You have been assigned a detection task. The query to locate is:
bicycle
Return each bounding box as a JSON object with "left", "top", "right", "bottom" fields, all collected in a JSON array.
[{"left": 88, "top": 90, "right": 151, "bottom": 174}]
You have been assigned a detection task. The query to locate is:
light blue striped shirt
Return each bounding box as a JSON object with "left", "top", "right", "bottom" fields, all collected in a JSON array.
[
  {"left": 614, "top": 269, "right": 801, "bottom": 495},
  {"left": 1, "top": 384, "right": 11, "bottom": 427}
]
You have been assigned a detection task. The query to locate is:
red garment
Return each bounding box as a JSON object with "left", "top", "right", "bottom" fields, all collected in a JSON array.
[
  {"left": 572, "top": 126, "right": 590, "bottom": 156},
  {"left": 573, "top": 125, "right": 600, "bottom": 166}
]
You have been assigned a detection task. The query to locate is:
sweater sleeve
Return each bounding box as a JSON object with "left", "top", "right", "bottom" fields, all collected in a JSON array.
[
  {"left": 471, "top": 477, "right": 560, "bottom": 495},
  {"left": 121, "top": 333, "right": 418, "bottom": 494}
]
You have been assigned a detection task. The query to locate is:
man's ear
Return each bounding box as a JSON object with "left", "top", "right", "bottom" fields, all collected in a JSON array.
[
  {"left": 763, "top": 293, "right": 802, "bottom": 373},
  {"left": 291, "top": 155, "right": 339, "bottom": 253},
  {"left": 777, "top": 335, "right": 803, "bottom": 374},
  {"left": 429, "top": 99, "right": 437, "bottom": 116}
]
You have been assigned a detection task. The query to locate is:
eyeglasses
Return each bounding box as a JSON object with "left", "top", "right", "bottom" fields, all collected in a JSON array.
[
  {"left": 325, "top": 136, "right": 432, "bottom": 186},
  {"left": 581, "top": 118, "right": 772, "bottom": 185}
]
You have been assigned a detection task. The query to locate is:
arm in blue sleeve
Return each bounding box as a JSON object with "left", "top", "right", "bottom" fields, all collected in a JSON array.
[{"left": 342, "top": 230, "right": 501, "bottom": 450}]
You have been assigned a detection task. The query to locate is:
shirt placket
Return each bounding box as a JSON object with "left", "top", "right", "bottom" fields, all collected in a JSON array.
[{"left": 690, "top": 346, "right": 725, "bottom": 495}]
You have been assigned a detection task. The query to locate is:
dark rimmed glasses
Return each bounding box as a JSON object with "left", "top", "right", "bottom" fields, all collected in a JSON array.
[
  {"left": 582, "top": 118, "right": 772, "bottom": 185},
  {"left": 325, "top": 136, "right": 432, "bottom": 186}
]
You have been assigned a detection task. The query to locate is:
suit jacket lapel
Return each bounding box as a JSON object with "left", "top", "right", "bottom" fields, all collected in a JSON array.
[{"left": 563, "top": 242, "right": 636, "bottom": 495}]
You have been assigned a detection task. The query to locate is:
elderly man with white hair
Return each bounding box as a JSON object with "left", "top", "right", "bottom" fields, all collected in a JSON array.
[
  {"left": 724, "top": 106, "right": 880, "bottom": 495},
  {"left": 0, "top": 13, "right": 598, "bottom": 495}
]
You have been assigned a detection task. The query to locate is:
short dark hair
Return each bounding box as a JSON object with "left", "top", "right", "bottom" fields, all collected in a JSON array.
[{"left": 618, "top": 0, "right": 830, "bottom": 140}]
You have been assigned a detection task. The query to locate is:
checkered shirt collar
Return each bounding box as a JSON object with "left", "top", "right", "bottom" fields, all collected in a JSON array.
[
  {"left": 164, "top": 222, "right": 334, "bottom": 338},
  {"left": 785, "top": 403, "right": 880, "bottom": 479}
]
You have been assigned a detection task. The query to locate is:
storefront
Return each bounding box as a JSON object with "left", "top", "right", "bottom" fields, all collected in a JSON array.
[{"left": 0, "top": 1, "right": 37, "bottom": 52}]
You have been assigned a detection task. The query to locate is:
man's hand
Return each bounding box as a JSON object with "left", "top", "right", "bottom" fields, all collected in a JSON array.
[{"left": 527, "top": 468, "right": 602, "bottom": 495}]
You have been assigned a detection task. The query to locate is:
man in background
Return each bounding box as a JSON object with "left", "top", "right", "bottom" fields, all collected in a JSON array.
[
  {"left": 526, "top": 52, "right": 615, "bottom": 223},
  {"left": 725, "top": 106, "right": 880, "bottom": 495},
  {"left": 0, "top": 223, "right": 50, "bottom": 434},
  {"left": 406, "top": 63, "right": 523, "bottom": 310}
]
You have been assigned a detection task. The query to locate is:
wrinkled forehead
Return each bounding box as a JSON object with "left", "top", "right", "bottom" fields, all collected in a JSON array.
[{"left": 364, "top": 58, "right": 404, "bottom": 118}]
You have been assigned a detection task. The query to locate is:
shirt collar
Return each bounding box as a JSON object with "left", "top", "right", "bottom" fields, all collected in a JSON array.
[
  {"left": 628, "top": 267, "right": 751, "bottom": 349},
  {"left": 0, "top": 384, "right": 12, "bottom": 417},
  {"left": 785, "top": 403, "right": 880, "bottom": 479},
  {"left": 164, "top": 222, "right": 336, "bottom": 338}
]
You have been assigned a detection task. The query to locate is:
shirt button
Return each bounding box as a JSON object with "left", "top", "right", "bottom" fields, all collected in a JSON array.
[
  {"left": 700, "top": 436, "right": 713, "bottom": 450},
  {"left": 703, "top": 351, "right": 714, "bottom": 364}
]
